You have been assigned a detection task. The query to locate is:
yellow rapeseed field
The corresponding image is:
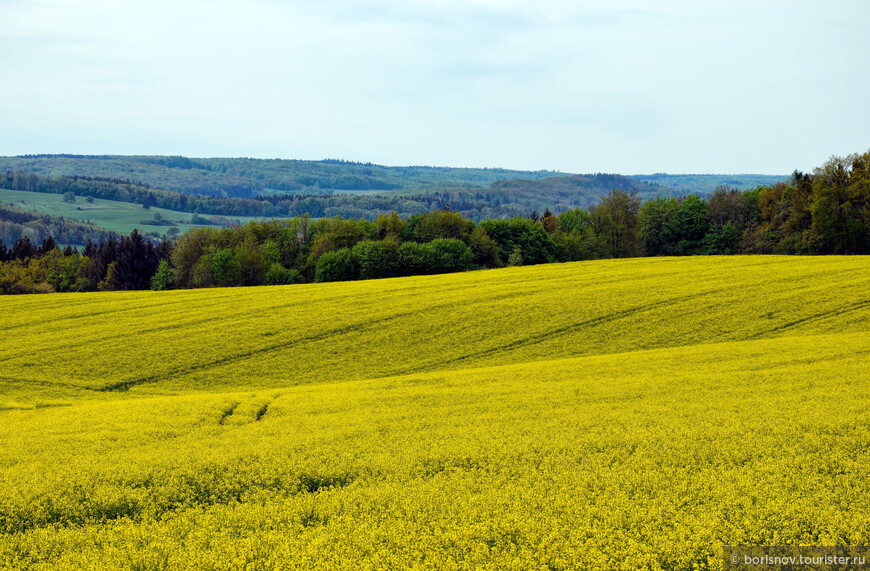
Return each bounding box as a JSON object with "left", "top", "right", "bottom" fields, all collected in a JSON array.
[{"left": 1, "top": 256, "right": 868, "bottom": 569}]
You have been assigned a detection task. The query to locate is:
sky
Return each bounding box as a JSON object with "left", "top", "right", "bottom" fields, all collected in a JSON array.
[{"left": 1, "top": 0, "right": 867, "bottom": 174}]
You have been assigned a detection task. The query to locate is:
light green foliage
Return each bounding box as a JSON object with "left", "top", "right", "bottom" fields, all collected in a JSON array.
[
  {"left": 150, "top": 260, "right": 173, "bottom": 291},
  {"left": 211, "top": 248, "right": 240, "bottom": 288},
  {"left": 0, "top": 256, "right": 869, "bottom": 568},
  {"left": 507, "top": 246, "right": 523, "bottom": 266}
]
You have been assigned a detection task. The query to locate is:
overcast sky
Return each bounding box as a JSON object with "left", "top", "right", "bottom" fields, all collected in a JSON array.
[{"left": 1, "top": 0, "right": 867, "bottom": 174}]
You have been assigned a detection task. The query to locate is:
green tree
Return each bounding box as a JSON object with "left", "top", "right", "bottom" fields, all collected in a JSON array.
[
  {"left": 425, "top": 238, "right": 473, "bottom": 273},
  {"left": 467, "top": 227, "right": 500, "bottom": 267},
  {"left": 805, "top": 152, "right": 870, "bottom": 254},
  {"left": 352, "top": 240, "right": 398, "bottom": 280},
  {"left": 212, "top": 248, "right": 240, "bottom": 287},
  {"left": 406, "top": 209, "right": 473, "bottom": 243},
  {"left": 479, "top": 217, "right": 559, "bottom": 265},
  {"left": 314, "top": 248, "right": 356, "bottom": 282},
  {"left": 639, "top": 197, "right": 678, "bottom": 256},
  {"left": 589, "top": 189, "right": 642, "bottom": 258},
  {"left": 151, "top": 259, "right": 173, "bottom": 290},
  {"left": 263, "top": 262, "right": 303, "bottom": 285},
  {"left": 667, "top": 195, "right": 708, "bottom": 255},
  {"left": 396, "top": 242, "right": 429, "bottom": 276}
]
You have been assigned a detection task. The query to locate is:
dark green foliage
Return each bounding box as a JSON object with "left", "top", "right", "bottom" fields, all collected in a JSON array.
[
  {"left": 466, "top": 227, "right": 501, "bottom": 267},
  {"left": 11, "top": 236, "right": 37, "bottom": 260},
  {"left": 700, "top": 222, "right": 740, "bottom": 255},
  {"left": 405, "top": 210, "right": 473, "bottom": 243},
  {"left": 424, "top": 239, "right": 473, "bottom": 273},
  {"left": 639, "top": 197, "right": 678, "bottom": 256},
  {"left": 263, "top": 263, "right": 303, "bottom": 286},
  {"left": 112, "top": 230, "right": 158, "bottom": 290},
  {"left": 805, "top": 153, "right": 870, "bottom": 254},
  {"left": 314, "top": 248, "right": 356, "bottom": 283},
  {"left": 212, "top": 248, "right": 240, "bottom": 288},
  {"left": 396, "top": 242, "right": 430, "bottom": 276},
  {"left": 479, "top": 217, "right": 559, "bottom": 265},
  {"left": 555, "top": 208, "right": 597, "bottom": 261},
  {"left": 668, "top": 195, "right": 709, "bottom": 256},
  {"left": 352, "top": 240, "right": 399, "bottom": 280}
]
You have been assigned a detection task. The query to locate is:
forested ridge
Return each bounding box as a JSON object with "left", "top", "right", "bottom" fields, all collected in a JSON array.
[
  {"left": 0, "top": 155, "right": 569, "bottom": 197},
  {"left": 1, "top": 150, "right": 866, "bottom": 295},
  {"left": 0, "top": 169, "right": 663, "bottom": 222}
]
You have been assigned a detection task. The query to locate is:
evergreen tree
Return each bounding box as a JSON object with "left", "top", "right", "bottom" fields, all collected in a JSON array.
[
  {"left": 112, "top": 230, "right": 158, "bottom": 290},
  {"left": 155, "top": 236, "right": 174, "bottom": 261},
  {"left": 40, "top": 236, "right": 58, "bottom": 256},
  {"left": 11, "top": 236, "right": 37, "bottom": 260},
  {"left": 83, "top": 239, "right": 98, "bottom": 258}
]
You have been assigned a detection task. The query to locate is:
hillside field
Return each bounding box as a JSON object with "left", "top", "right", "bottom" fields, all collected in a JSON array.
[
  {"left": 0, "top": 188, "right": 257, "bottom": 237},
  {"left": 1, "top": 256, "right": 869, "bottom": 569}
]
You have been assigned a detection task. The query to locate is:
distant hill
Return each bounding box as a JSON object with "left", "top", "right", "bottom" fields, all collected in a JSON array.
[
  {"left": 0, "top": 170, "right": 672, "bottom": 223},
  {"left": 0, "top": 155, "right": 787, "bottom": 200},
  {"left": 0, "top": 155, "right": 790, "bottom": 223},
  {"left": 633, "top": 173, "right": 789, "bottom": 194},
  {"left": 488, "top": 173, "right": 674, "bottom": 209},
  {"left": 0, "top": 155, "right": 570, "bottom": 198},
  {"left": 0, "top": 187, "right": 256, "bottom": 239}
]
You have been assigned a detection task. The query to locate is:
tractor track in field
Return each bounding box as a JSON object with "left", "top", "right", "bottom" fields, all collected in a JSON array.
[
  {"left": 95, "top": 289, "right": 541, "bottom": 391},
  {"left": 745, "top": 299, "right": 870, "bottom": 340},
  {"left": 407, "top": 285, "right": 737, "bottom": 373}
]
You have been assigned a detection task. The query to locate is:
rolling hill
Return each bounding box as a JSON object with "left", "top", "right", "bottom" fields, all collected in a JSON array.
[
  {"left": 0, "top": 188, "right": 258, "bottom": 239},
  {"left": 1, "top": 256, "right": 868, "bottom": 568},
  {"left": 0, "top": 155, "right": 571, "bottom": 197}
]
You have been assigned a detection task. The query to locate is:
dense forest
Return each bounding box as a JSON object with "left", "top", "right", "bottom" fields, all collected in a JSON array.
[
  {"left": 0, "top": 156, "right": 569, "bottom": 197},
  {"left": 634, "top": 173, "right": 788, "bottom": 195},
  {"left": 0, "top": 155, "right": 783, "bottom": 200},
  {"left": 1, "top": 150, "right": 866, "bottom": 295}
]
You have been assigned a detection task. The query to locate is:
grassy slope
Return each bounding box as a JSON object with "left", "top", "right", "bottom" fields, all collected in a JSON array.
[
  {"left": 0, "top": 188, "right": 257, "bottom": 236},
  {"left": 1, "top": 257, "right": 869, "bottom": 569}
]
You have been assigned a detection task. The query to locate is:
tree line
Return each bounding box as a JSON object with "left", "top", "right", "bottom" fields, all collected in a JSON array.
[
  {"left": 1, "top": 151, "right": 867, "bottom": 294},
  {"left": 0, "top": 232, "right": 171, "bottom": 294}
]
